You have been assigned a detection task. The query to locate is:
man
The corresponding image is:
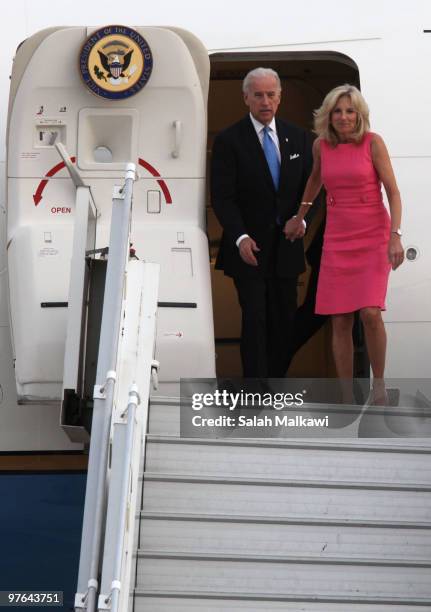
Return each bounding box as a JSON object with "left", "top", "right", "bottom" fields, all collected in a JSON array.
[{"left": 211, "top": 67, "right": 313, "bottom": 378}]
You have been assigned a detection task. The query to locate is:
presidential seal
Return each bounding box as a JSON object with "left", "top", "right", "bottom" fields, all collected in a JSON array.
[{"left": 79, "top": 25, "right": 153, "bottom": 99}]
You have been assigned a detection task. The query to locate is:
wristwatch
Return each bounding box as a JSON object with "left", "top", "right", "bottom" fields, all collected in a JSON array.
[{"left": 391, "top": 229, "right": 402, "bottom": 237}]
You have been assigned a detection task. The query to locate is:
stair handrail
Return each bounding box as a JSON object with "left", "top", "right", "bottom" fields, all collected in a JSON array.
[
  {"left": 101, "top": 384, "right": 139, "bottom": 612},
  {"left": 97, "top": 260, "right": 160, "bottom": 612},
  {"left": 74, "top": 163, "right": 136, "bottom": 612}
]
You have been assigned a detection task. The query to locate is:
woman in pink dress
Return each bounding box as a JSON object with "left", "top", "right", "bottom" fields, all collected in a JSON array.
[{"left": 284, "top": 85, "right": 404, "bottom": 403}]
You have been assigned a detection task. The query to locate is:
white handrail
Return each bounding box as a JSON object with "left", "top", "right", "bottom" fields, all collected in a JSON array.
[
  {"left": 103, "top": 385, "right": 139, "bottom": 612},
  {"left": 74, "top": 165, "right": 136, "bottom": 612},
  {"left": 97, "top": 261, "right": 159, "bottom": 612}
]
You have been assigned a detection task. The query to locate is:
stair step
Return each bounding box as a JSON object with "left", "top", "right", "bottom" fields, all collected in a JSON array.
[
  {"left": 135, "top": 555, "right": 431, "bottom": 597},
  {"left": 133, "top": 592, "right": 431, "bottom": 612},
  {"left": 145, "top": 437, "right": 431, "bottom": 484},
  {"left": 137, "top": 550, "right": 431, "bottom": 567},
  {"left": 146, "top": 434, "right": 431, "bottom": 452},
  {"left": 139, "top": 514, "right": 431, "bottom": 559},
  {"left": 143, "top": 472, "right": 431, "bottom": 492},
  {"left": 140, "top": 400, "right": 431, "bottom": 608},
  {"left": 140, "top": 510, "right": 431, "bottom": 528},
  {"left": 148, "top": 397, "right": 431, "bottom": 440},
  {"left": 148, "top": 397, "right": 181, "bottom": 435},
  {"left": 141, "top": 475, "right": 431, "bottom": 522}
]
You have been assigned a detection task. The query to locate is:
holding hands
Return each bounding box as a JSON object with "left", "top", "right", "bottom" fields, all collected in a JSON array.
[{"left": 283, "top": 216, "right": 305, "bottom": 242}]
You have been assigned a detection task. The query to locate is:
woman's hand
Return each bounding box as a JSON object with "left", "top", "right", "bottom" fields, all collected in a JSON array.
[
  {"left": 388, "top": 234, "right": 404, "bottom": 270},
  {"left": 283, "top": 216, "right": 304, "bottom": 241}
]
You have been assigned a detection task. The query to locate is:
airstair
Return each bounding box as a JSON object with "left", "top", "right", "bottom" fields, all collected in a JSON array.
[{"left": 130, "top": 400, "right": 431, "bottom": 611}]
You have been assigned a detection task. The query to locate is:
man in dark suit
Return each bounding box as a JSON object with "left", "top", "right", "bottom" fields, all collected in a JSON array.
[{"left": 211, "top": 67, "right": 313, "bottom": 378}]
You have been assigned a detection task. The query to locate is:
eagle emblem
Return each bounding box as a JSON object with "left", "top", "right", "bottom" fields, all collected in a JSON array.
[
  {"left": 79, "top": 26, "right": 153, "bottom": 99},
  {"left": 97, "top": 47, "right": 133, "bottom": 82}
]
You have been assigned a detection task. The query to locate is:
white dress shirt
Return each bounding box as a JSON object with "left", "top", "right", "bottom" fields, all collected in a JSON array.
[{"left": 249, "top": 114, "right": 281, "bottom": 162}]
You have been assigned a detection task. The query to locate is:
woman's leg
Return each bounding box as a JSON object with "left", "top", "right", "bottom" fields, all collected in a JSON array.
[
  {"left": 331, "top": 313, "right": 355, "bottom": 403},
  {"left": 332, "top": 313, "right": 355, "bottom": 377},
  {"left": 359, "top": 307, "right": 387, "bottom": 403},
  {"left": 359, "top": 307, "right": 387, "bottom": 377}
]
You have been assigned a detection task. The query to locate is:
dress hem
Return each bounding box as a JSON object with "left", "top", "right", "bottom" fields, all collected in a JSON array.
[{"left": 315, "top": 304, "right": 387, "bottom": 315}]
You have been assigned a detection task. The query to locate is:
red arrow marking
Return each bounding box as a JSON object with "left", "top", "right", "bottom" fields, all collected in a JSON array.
[
  {"left": 33, "top": 156, "right": 76, "bottom": 206},
  {"left": 33, "top": 180, "right": 48, "bottom": 205},
  {"left": 33, "top": 157, "right": 172, "bottom": 207},
  {"left": 138, "top": 158, "right": 172, "bottom": 204}
]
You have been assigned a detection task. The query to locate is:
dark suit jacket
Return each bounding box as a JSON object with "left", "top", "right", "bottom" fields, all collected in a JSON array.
[{"left": 211, "top": 115, "right": 313, "bottom": 278}]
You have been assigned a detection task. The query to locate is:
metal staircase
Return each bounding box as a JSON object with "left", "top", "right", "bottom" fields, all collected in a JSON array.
[{"left": 133, "top": 397, "right": 431, "bottom": 611}]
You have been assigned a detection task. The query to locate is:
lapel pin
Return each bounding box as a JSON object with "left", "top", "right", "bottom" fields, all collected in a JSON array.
[{"left": 285, "top": 138, "right": 289, "bottom": 142}]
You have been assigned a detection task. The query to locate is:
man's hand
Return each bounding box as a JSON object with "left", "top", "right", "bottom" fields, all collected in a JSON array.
[
  {"left": 239, "top": 237, "right": 260, "bottom": 266},
  {"left": 283, "top": 216, "right": 305, "bottom": 242}
]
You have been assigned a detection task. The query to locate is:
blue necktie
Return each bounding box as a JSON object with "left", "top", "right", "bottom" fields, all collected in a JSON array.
[{"left": 262, "top": 126, "right": 280, "bottom": 190}]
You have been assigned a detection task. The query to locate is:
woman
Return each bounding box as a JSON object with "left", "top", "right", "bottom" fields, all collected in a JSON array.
[{"left": 284, "top": 84, "right": 404, "bottom": 403}]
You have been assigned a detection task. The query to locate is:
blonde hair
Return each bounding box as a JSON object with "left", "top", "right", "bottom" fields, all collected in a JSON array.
[{"left": 314, "top": 84, "right": 370, "bottom": 146}]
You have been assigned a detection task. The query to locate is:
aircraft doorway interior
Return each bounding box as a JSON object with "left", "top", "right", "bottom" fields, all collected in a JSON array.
[{"left": 207, "top": 51, "right": 369, "bottom": 378}]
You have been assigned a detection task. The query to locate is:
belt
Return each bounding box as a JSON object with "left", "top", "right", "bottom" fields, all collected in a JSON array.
[{"left": 327, "top": 190, "right": 383, "bottom": 206}]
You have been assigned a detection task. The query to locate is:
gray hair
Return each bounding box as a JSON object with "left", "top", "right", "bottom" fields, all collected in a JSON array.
[{"left": 242, "top": 67, "right": 281, "bottom": 94}]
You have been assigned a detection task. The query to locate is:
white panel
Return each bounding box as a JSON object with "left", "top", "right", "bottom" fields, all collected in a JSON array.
[
  {"left": 8, "top": 225, "right": 73, "bottom": 393},
  {"left": 386, "top": 322, "right": 431, "bottom": 378},
  {"left": 128, "top": 221, "right": 215, "bottom": 381},
  {"left": 383, "top": 158, "right": 431, "bottom": 323},
  {"left": 0, "top": 203, "right": 7, "bottom": 325},
  {"left": 0, "top": 161, "right": 5, "bottom": 207},
  {"left": 7, "top": 178, "right": 76, "bottom": 241},
  {"left": 171, "top": 248, "right": 192, "bottom": 276},
  {"left": 0, "top": 325, "right": 80, "bottom": 450},
  {"left": 0, "top": 268, "right": 9, "bottom": 328},
  {"left": 147, "top": 190, "right": 161, "bottom": 213}
]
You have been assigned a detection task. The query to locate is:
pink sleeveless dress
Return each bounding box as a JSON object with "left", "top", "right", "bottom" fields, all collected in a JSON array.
[{"left": 315, "top": 132, "right": 391, "bottom": 315}]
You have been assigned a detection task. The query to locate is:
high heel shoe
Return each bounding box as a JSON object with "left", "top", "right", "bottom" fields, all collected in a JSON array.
[{"left": 364, "top": 387, "right": 389, "bottom": 407}]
